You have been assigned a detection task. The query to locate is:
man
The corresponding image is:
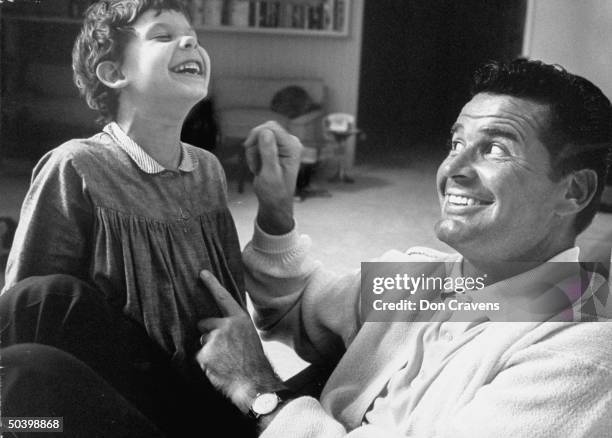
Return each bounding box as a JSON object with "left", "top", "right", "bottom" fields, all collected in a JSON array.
[{"left": 196, "top": 59, "right": 612, "bottom": 437}]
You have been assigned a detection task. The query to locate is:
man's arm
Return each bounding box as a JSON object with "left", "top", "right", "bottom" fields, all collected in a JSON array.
[
  {"left": 241, "top": 123, "right": 361, "bottom": 363},
  {"left": 243, "top": 123, "right": 300, "bottom": 236},
  {"left": 244, "top": 223, "right": 361, "bottom": 364},
  {"left": 263, "top": 323, "right": 611, "bottom": 438},
  {"left": 195, "top": 270, "right": 404, "bottom": 438}
]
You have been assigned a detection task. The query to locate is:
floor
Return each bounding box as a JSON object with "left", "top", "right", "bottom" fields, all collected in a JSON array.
[{"left": 2, "top": 148, "right": 611, "bottom": 377}]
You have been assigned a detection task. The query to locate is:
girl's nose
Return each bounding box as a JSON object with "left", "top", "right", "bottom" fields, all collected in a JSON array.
[{"left": 179, "top": 35, "right": 198, "bottom": 49}]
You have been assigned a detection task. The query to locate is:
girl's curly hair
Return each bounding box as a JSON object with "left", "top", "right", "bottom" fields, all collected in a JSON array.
[{"left": 72, "top": 0, "right": 188, "bottom": 124}]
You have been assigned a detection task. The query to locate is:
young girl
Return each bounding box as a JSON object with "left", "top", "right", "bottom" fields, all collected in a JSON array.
[{"left": 1, "top": 0, "right": 253, "bottom": 435}]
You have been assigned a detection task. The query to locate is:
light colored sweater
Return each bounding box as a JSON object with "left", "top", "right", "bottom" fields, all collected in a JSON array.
[{"left": 243, "top": 225, "right": 612, "bottom": 438}]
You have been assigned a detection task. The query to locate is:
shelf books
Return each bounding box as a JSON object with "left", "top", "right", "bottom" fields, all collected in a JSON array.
[
  {"left": 1, "top": 0, "right": 348, "bottom": 35},
  {"left": 248, "top": 0, "right": 346, "bottom": 32}
]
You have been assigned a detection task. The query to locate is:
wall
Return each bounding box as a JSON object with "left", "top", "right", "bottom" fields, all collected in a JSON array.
[
  {"left": 198, "top": 0, "right": 364, "bottom": 116},
  {"left": 523, "top": 0, "right": 612, "bottom": 99}
]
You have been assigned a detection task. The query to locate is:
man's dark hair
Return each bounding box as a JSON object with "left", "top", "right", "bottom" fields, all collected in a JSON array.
[
  {"left": 72, "top": 0, "right": 189, "bottom": 124},
  {"left": 470, "top": 59, "right": 612, "bottom": 234}
]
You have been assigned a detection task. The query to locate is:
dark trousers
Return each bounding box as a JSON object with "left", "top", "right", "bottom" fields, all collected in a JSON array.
[
  {"left": 0, "top": 275, "right": 255, "bottom": 438},
  {"left": 1, "top": 343, "right": 164, "bottom": 438}
]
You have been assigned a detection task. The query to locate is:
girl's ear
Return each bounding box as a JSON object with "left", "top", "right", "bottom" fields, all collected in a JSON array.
[{"left": 95, "top": 61, "right": 128, "bottom": 89}]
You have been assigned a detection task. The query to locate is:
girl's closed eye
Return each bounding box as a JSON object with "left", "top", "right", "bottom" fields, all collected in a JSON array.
[{"left": 153, "top": 33, "right": 172, "bottom": 41}]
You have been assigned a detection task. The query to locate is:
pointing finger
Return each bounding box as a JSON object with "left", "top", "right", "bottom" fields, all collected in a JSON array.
[
  {"left": 198, "top": 317, "right": 224, "bottom": 333},
  {"left": 199, "top": 270, "right": 244, "bottom": 316}
]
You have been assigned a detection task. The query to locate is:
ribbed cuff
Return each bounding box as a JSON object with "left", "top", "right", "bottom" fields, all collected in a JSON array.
[
  {"left": 261, "top": 396, "right": 345, "bottom": 438},
  {"left": 252, "top": 220, "right": 301, "bottom": 254}
]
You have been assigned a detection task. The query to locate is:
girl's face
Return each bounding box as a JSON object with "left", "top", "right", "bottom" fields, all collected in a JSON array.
[{"left": 117, "top": 9, "right": 211, "bottom": 115}]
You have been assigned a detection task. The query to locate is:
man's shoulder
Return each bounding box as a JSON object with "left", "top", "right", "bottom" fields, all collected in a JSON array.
[{"left": 523, "top": 322, "right": 612, "bottom": 371}]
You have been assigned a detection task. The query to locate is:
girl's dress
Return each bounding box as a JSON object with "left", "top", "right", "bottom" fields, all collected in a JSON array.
[{"left": 4, "top": 122, "right": 245, "bottom": 371}]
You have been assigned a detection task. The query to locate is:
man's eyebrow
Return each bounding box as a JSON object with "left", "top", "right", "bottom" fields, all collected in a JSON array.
[
  {"left": 450, "top": 123, "right": 462, "bottom": 135},
  {"left": 479, "top": 127, "right": 520, "bottom": 143}
]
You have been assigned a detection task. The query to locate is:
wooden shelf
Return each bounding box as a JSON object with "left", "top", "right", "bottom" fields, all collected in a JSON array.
[
  {"left": 196, "top": 24, "right": 347, "bottom": 37},
  {"left": 2, "top": 15, "right": 348, "bottom": 37},
  {"left": 2, "top": 0, "right": 350, "bottom": 37}
]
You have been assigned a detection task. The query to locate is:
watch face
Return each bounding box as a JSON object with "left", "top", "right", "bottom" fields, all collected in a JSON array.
[{"left": 252, "top": 393, "right": 279, "bottom": 415}]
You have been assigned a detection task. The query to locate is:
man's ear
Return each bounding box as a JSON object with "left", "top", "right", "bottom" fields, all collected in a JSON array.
[
  {"left": 95, "top": 61, "right": 128, "bottom": 89},
  {"left": 556, "top": 169, "right": 598, "bottom": 216}
]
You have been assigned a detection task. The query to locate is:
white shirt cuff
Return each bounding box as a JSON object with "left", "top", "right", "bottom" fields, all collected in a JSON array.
[
  {"left": 261, "top": 396, "right": 345, "bottom": 438},
  {"left": 252, "top": 220, "right": 301, "bottom": 254}
]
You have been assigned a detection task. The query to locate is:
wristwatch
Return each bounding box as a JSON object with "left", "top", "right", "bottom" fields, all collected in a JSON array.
[{"left": 248, "top": 389, "right": 295, "bottom": 419}]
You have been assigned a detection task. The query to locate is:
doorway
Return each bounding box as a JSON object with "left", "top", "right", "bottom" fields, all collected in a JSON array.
[{"left": 357, "top": 0, "right": 527, "bottom": 160}]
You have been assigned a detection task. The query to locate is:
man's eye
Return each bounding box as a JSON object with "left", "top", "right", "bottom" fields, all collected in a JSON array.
[
  {"left": 486, "top": 144, "right": 506, "bottom": 157},
  {"left": 153, "top": 34, "right": 171, "bottom": 41},
  {"left": 450, "top": 141, "right": 465, "bottom": 153}
]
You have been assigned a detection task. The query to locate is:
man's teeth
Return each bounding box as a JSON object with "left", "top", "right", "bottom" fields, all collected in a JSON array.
[
  {"left": 447, "top": 194, "right": 481, "bottom": 206},
  {"left": 172, "top": 62, "right": 201, "bottom": 74}
]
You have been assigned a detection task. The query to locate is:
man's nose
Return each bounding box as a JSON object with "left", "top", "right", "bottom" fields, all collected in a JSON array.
[
  {"left": 179, "top": 35, "right": 198, "bottom": 49},
  {"left": 441, "top": 147, "right": 478, "bottom": 180}
]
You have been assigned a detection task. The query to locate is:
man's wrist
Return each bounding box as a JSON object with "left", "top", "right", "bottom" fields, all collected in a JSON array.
[
  {"left": 237, "top": 376, "right": 287, "bottom": 414},
  {"left": 255, "top": 389, "right": 297, "bottom": 433},
  {"left": 244, "top": 387, "right": 297, "bottom": 434},
  {"left": 256, "top": 205, "right": 294, "bottom": 236}
]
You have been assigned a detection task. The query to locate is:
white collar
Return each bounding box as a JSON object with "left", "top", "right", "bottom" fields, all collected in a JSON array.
[
  {"left": 446, "top": 247, "right": 610, "bottom": 322},
  {"left": 547, "top": 246, "right": 580, "bottom": 263},
  {"left": 472, "top": 248, "right": 580, "bottom": 321},
  {"left": 103, "top": 122, "right": 196, "bottom": 174}
]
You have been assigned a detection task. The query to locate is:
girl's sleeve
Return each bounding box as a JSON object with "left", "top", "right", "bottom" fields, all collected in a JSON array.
[{"left": 3, "top": 150, "right": 94, "bottom": 292}]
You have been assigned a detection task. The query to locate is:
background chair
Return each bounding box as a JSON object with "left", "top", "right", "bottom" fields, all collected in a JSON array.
[
  {"left": 212, "top": 76, "right": 327, "bottom": 192},
  {"left": 323, "top": 112, "right": 360, "bottom": 183}
]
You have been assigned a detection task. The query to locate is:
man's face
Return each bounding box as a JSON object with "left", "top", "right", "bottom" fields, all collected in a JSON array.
[
  {"left": 118, "top": 9, "right": 211, "bottom": 112},
  {"left": 435, "top": 93, "right": 569, "bottom": 262}
]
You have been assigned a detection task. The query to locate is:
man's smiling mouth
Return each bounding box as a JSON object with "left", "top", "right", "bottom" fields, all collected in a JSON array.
[
  {"left": 446, "top": 194, "right": 489, "bottom": 206},
  {"left": 170, "top": 61, "right": 203, "bottom": 75},
  {"left": 443, "top": 188, "right": 494, "bottom": 208}
]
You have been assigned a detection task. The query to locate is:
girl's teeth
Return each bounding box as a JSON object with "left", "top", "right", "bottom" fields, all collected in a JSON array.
[{"left": 174, "top": 62, "right": 201, "bottom": 74}]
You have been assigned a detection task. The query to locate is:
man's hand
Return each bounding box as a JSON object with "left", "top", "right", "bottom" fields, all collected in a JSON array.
[
  {"left": 196, "top": 270, "right": 284, "bottom": 413},
  {"left": 244, "top": 121, "right": 302, "bottom": 235}
]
